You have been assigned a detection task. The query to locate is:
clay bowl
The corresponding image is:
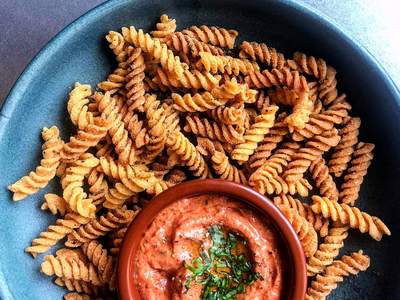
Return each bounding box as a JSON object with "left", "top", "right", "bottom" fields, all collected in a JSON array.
[{"left": 118, "top": 179, "right": 307, "bottom": 300}]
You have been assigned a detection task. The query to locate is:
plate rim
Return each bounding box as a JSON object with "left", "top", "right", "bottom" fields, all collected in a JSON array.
[{"left": 1, "top": 0, "right": 400, "bottom": 299}]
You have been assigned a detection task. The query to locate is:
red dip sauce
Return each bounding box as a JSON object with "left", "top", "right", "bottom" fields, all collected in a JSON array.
[{"left": 134, "top": 194, "right": 285, "bottom": 299}]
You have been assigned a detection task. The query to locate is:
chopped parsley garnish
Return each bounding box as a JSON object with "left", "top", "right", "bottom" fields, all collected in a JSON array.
[{"left": 184, "top": 225, "right": 262, "bottom": 299}]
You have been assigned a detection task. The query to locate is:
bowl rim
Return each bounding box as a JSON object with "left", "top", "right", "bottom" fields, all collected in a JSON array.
[{"left": 117, "top": 179, "right": 307, "bottom": 300}]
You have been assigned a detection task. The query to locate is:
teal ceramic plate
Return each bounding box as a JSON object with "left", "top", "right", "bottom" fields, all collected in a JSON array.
[{"left": 0, "top": 0, "right": 399, "bottom": 299}]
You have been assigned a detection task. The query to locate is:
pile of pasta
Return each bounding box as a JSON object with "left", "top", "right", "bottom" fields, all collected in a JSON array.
[{"left": 8, "top": 14, "right": 391, "bottom": 300}]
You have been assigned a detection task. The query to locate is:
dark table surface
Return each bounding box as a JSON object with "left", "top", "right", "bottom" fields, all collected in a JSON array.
[{"left": 0, "top": 0, "right": 399, "bottom": 105}]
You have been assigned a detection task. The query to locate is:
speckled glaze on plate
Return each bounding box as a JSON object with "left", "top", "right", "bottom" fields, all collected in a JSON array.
[{"left": 0, "top": 0, "right": 399, "bottom": 299}]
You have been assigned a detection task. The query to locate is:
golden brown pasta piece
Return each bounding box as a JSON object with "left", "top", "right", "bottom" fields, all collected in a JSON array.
[
  {"left": 307, "top": 225, "right": 349, "bottom": 276},
  {"left": 25, "top": 213, "right": 90, "bottom": 257},
  {"left": 285, "top": 91, "right": 314, "bottom": 132},
  {"left": 252, "top": 174, "right": 312, "bottom": 197},
  {"left": 166, "top": 131, "right": 211, "bottom": 178},
  {"left": 310, "top": 156, "right": 339, "bottom": 201},
  {"left": 61, "top": 153, "right": 99, "bottom": 218},
  {"left": 54, "top": 278, "right": 105, "bottom": 296},
  {"left": 246, "top": 120, "right": 288, "bottom": 169},
  {"left": 182, "top": 25, "right": 238, "bottom": 49},
  {"left": 41, "top": 255, "right": 102, "bottom": 286},
  {"left": 142, "top": 94, "right": 168, "bottom": 162},
  {"left": 172, "top": 78, "right": 247, "bottom": 112},
  {"left": 339, "top": 142, "right": 374, "bottom": 205},
  {"left": 305, "top": 251, "right": 370, "bottom": 300},
  {"left": 311, "top": 195, "right": 391, "bottom": 241},
  {"left": 231, "top": 105, "right": 278, "bottom": 163},
  {"left": 62, "top": 118, "right": 111, "bottom": 163},
  {"left": 328, "top": 117, "right": 361, "bottom": 177},
  {"left": 105, "top": 31, "right": 128, "bottom": 64},
  {"left": 287, "top": 52, "right": 328, "bottom": 81},
  {"left": 239, "top": 41, "right": 285, "bottom": 69},
  {"left": 249, "top": 142, "right": 299, "bottom": 188},
  {"left": 125, "top": 47, "right": 146, "bottom": 111},
  {"left": 291, "top": 100, "right": 351, "bottom": 141},
  {"left": 318, "top": 66, "right": 338, "bottom": 105},
  {"left": 254, "top": 90, "right": 270, "bottom": 113},
  {"left": 103, "top": 164, "right": 157, "bottom": 209},
  {"left": 94, "top": 92, "right": 137, "bottom": 165},
  {"left": 283, "top": 128, "right": 340, "bottom": 182},
  {"left": 9, "top": 126, "right": 63, "bottom": 201},
  {"left": 65, "top": 208, "right": 136, "bottom": 247},
  {"left": 67, "top": 83, "right": 94, "bottom": 130},
  {"left": 206, "top": 103, "right": 244, "bottom": 125},
  {"left": 41, "top": 193, "right": 68, "bottom": 216},
  {"left": 245, "top": 67, "right": 309, "bottom": 92},
  {"left": 277, "top": 206, "right": 318, "bottom": 257},
  {"left": 184, "top": 115, "right": 245, "bottom": 144},
  {"left": 151, "top": 14, "right": 176, "bottom": 42},
  {"left": 166, "top": 32, "right": 224, "bottom": 58},
  {"left": 121, "top": 26, "right": 186, "bottom": 79},
  {"left": 211, "top": 151, "right": 247, "bottom": 184},
  {"left": 308, "top": 81, "right": 319, "bottom": 102},
  {"left": 86, "top": 168, "right": 108, "bottom": 201},
  {"left": 97, "top": 67, "right": 128, "bottom": 95},
  {"left": 81, "top": 241, "right": 114, "bottom": 283},
  {"left": 195, "top": 137, "right": 227, "bottom": 158},
  {"left": 153, "top": 67, "right": 221, "bottom": 91},
  {"left": 196, "top": 52, "right": 259, "bottom": 76},
  {"left": 273, "top": 194, "right": 330, "bottom": 237}
]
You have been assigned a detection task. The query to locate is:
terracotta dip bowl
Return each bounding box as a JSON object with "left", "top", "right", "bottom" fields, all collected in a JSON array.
[{"left": 118, "top": 179, "right": 307, "bottom": 300}]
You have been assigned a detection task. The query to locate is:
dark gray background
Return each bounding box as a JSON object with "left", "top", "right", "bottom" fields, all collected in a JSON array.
[{"left": 0, "top": 0, "right": 399, "bottom": 105}]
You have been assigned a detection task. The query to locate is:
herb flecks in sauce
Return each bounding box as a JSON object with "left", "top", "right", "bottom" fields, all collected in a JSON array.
[{"left": 184, "top": 225, "right": 262, "bottom": 299}]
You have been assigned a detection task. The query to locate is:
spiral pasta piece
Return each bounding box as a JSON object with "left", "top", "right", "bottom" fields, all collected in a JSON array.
[
  {"left": 9, "top": 126, "right": 63, "bottom": 201},
  {"left": 94, "top": 92, "right": 137, "bottom": 165},
  {"left": 110, "top": 227, "right": 127, "bottom": 256},
  {"left": 41, "top": 255, "right": 102, "bottom": 286},
  {"left": 339, "top": 142, "right": 374, "bottom": 205},
  {"left": 291, "top": 101, "right": 351, "bottom": 141},
  {"left": 153, "top": 67, "right": 221, "bottom": 91},
  {"left": 195, "top": 137, "right": 227, "bottom": 158},
  {"left": 311, "top": 195, "right": 391, "bottom": 241},
  {"left": 196, "top": 52, "right": 259, "bottom": 76},
  {"left": 63, "top": 293, "right": 97, "bottom": 300},
  {"left": 231, "top": 105, "right": 278, "bottom": 163},
  {"left": 277, "top": 206, "right": 318, "bottom": 257},
  {"left": 65, "top": 208, "right": 136, "bottom": 247},
  {"left": 67, "top": 83, "right": 94, "bottom": 130},
  {"left": 206, "top": 103, "right": 244, "bottom": 125},
  {"left": 106, "top": 31, "right": 128, "bottom": 64},
  {"left": 283, "top": 128, "right": 340, "bottom": 182},
  {"left": 253, "top": 174, "right": 311, "bottom": 197},
  {"left": 62, "top": 118, "right": 111, "bottom": 162},
  {"left": 239, "top": 41, "right": 285, "bottom": 69},
  {"left": 166, "top": 131, "right": 211, "bottom": 178},
  {"left": 41, "top": 193, "right": 68, "bottom": 216},
  {"left": 245, "top": 67, "right": 309, "bottom": 92},
  {"left": 103, "top": 164, "right": 157, "bottom": 209},
  {"left": 310, "top": 156, "right": 339, "bottom": 201},
  {"left": 25, "top": 213, "right": 90, "bottom": 256},
  {"left": 121, "top": 26, "right": 186, "bottom": 79},
  {"left": 273, "top": 194, "right": 330, "bottom": 237},
  {"left": 249, "top": 142, "right": 299, "bottom": 187},
  {"left": 247, "top": 120, "right": 288, "bottom": 169},
  {"left": 151, "top": 14, "right": 176, "bottom": 41},
  {"left": 305, "top": 251, "right": 370, "bottom": 300},
  {"left": 125, "top": 47, "right": 146, "bottom": 111},
  {"left": 287, "top": 52, "right": 328, "bottom": 80},
  {"left": 97, "top": 66, "right": 128, "bottom": 95},
  {"left": 307, "top": 225, "right": 349, "bottom": 276},
  {"left": 184, "top": 115, "right": 245, "bottom": 144},
  {"left": 82, "top": 241, "right": 114, "bottom": 282},
  {"left": 166, "top": 32, "right": 224, "bottom": 58},
  {"left": 143, "top": 94, "right": 168, "bottom": 162},
  {"left": 328, "top": 117, "right": 361, "bottom": 177},
  {"left": 254, "top": 90, "right": 270, "bottom": 113},
  {"left": 182, "top": 25, "right": 238, "bottom": 49},
  {"left": 61, "top": 153, "right": 99, "bottom": 217},
  {"left": 318, "top": 66, "right": 338, "bottom": 105},
  {"left": 55, "top": 278, "right": 105, "bottom": 296},
  {"left": 285, "top": 91, "right": 314, "bottom": 132},
  {"left": 211, "top": 151, "right": 247, "bottom": 184}
]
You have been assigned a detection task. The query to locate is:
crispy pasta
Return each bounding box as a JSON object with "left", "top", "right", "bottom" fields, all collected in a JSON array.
[
  {"left": 239, "top": 41, "right": 285, "bottom": 69},
  {"left": 181, "top": 25, "right": 238, "bottom": 49}
]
